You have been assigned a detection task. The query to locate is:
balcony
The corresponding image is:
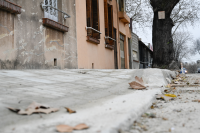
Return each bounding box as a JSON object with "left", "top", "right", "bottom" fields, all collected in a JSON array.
[
  {"left": 105, "top": 37, "right": 114, "bottom": 50},
  {"left": 0, "top": 0, "right": 21, "bottom": 14},
  {"left": 86, "top": 27, "right": 101, "bottom": 44},
  {"left": 118, "top": 11, "right": 130, "bottom": 24},
  {"left": 43, "top": 18, "right": 69, "bottom": 32}
]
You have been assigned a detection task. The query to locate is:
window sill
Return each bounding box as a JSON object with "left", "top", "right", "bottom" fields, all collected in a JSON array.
[
  {"left": 87, "top": 36, "right": 100, "bottom": 44},
  {"left": 133, "top": 60, "right": 139, "bottom": 63},
  {"left": 43, "top": 18, "right": 69, "bottom": 32},
  {"left": 0, "top": 0, "right": 21, "bottom": 14},
  {"left": 105, "top": 44, "right": 114, "bottom": 50}
]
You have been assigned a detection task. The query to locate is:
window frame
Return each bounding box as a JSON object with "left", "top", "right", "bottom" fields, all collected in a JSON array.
[
  {"left": 104, "top": 0, "right": 114, "bottom": 46},
  {"left": 44, "top": 0, "right": 58, "bottom": 22},
  {"left": 86, "top": 0, "right": 101, "bottom": 44}
]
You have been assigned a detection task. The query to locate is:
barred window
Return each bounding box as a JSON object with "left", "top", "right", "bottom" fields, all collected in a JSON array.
[{"left": 44, "top": 0, "right": 58, "bottom": 22}]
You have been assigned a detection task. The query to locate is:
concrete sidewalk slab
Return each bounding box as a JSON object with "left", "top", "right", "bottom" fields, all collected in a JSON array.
[{"left": 0, "top": 69, "right": 175, "bottom": 133}]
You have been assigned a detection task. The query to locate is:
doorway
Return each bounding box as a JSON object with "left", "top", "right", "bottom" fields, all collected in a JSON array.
[
  {"left": 120, "top": 34, "right": 125, "bottom": 69},
  {"left": 128, "top": 38, "right": 132, "bottom": 69},
  {"left": 114, "top": 28, "right": 118, "bottom": 69}
]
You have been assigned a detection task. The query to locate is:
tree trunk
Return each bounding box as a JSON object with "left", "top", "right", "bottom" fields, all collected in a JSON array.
[{"left": 150, "top": 0, "right": 179, "bottom": 68}]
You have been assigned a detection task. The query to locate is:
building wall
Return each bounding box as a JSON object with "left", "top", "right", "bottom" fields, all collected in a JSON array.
[
  {"left": 0, "top": 0, "right": 77, "bottom": 69},
  {"left": 76, "top": 0, "right": 131, "bottom": 69},
  {"left": 130, "top": 32, "right": 139, "bottom": 69}
]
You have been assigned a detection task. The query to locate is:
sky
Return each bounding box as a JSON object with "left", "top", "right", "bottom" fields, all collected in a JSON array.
[
  {"left": 134, "top": 22, "right": 200, "bottom": 64},
  {"left": 128, "top": 0, "right": 200, "bottom": 64}
]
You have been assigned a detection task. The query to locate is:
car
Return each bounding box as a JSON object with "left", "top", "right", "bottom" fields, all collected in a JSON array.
[
  {"left": 180, "top": 68, "right": 188, "bottom": 74},
  {"left": 198, "top": 68, "right": 200, "bottom": 73}
]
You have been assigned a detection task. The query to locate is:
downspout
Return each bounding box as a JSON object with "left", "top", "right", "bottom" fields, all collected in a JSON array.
[{"left": 116, "top": 0, "right": 120, "bottom": 69}]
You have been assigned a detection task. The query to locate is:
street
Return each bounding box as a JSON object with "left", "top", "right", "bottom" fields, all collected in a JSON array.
[{"left": 124, "top": 74, "right": 200, "bottom": 133}]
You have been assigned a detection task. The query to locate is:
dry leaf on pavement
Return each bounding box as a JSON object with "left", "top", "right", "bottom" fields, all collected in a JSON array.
[
  {"left": 162, "top": 117, "right": 168, "bottom": 120},
  {"left": 57, "top": 125, "right": 74, "bottom": 133},
  {"left": 156, "top": 94, "right": 174, "bottom": 101},
  {"left": 129, "top": 76, "right": 146, "bottom": 90},
  {"left": 57, "top": 124, "right": 89, "bottom": 132},
  {"left": 164, "top": 94, "right": 177, "bottom": 98},
  {"left": 74, "top": 123, "right": 89, "bottom": 130},
  {"left": 192, "top": 100, "right": 200, "bottom": 103},
  {"left": 65, "top": 107, "right": 76, "bottom": 114},
  {"left": 7, "top": 107, "right": 20, "bottom": 113},
  {"left": 18, "top": 108, "right": 59, "bottom": 115},
  {"left": 27, "top": 102, "right": 50, "bottom": 109},
  {"left": 7, "top": 101, "right": 59, "bottom": 115}
]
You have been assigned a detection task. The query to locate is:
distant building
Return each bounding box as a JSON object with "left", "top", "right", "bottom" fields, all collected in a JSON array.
[
  {"left": 139, "top": 41, "right": 153, "bottom": 69},
  {"left": 128, "top": 33, "right": 140, "bottom": 69},
  {"left": 197, "top": 60, "right": 200, "bottom": 68}
]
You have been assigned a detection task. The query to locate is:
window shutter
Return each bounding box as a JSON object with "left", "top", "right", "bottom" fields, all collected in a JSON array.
[
  {"left": 86, "top": 0, "right": 92, "bottom": 36},
  {"left": 92, "top": 0, "right": 100, "bottom": 39},
  {"left": 108, "top": 5, "right": 114, "bottom": 44},
  {"left": 104, "top": 0, "right": 109, "bottom": 37}
]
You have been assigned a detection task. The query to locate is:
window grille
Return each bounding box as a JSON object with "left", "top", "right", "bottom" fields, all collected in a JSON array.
[{"left": 44, "top": 0, "right": 58, "bottom": 22}]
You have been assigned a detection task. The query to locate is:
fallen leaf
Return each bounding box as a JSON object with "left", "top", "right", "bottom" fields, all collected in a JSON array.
[
  {"left": 156, "top": 94, "right": 174, "bottom": 101},
  {"left": 135, "top": 76, "right": 144, "bottom": 85},
  {"left": 18, "top": 108, "right": 59, "bottom": 115},
  {"left": 164, "top": 94, "right": 177, "bottom": 98},
  {"left": 7, "top": 107, "right": 20, "bottom": 113},
  {"left": 74, "top": 123, "right": 89, "bottom": 130},
  {"left": 162, "top": 117, "right": 168, "bottom": 120},
  {"left": 192, "top": 100, "right": 200, "bottom": 103},
  {"left": 164, "top": 89, "right": 170, "bottom": 93},
  {"left": 57, "top": 125, "right": 74, "bottom": 133},
  {"left": 150, "top": 105, "right": 154, "bottom": 109},
  {"left": 65, "top": 107, "right": 76, "bottom": 114},
  {"left": 129, "top": 76, "right": 146, "bottom": 90},
  {"left": 27, "top": 102, "right": 50, "bottom": 109},
  {"left": 7, "top": 101, "right": 59, "bottom": 115}
]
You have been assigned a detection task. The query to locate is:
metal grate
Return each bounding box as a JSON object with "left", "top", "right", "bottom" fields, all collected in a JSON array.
[{"left": 44, "top": 0, "right": 58, "bottom": 22}]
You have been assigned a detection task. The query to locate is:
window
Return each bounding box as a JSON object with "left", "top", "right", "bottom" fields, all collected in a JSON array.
[
  {"left": 104, "top": 0, "right": 114, "bottom": 45},
  {"left": 86, "top": 0, "right": 100, "bottom": 44},
  {"left": 120, "top": 34, "right": 125, "bottom": 69},
  {"left": 132, "top": 51, "right": 138, "bottom": 60},
  {"left": 44, "top": 0, "right": 58, "bottom": 22},
  {"left": 119, "top": 0, "right": 124, "bottom": 12}
]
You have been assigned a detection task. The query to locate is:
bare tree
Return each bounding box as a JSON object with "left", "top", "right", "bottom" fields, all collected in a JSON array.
[
  {"left": 192, "top": 39, "right": 200, "bottom": 55},
  {"left": 173, "top": 32, "right": 191, "bottom": 62},
  {"left": 126, "top": 0, "right": 200, "bottom": 68},
  {"left": 126, "top": 0, "right": 152, "bottom": 30},
  {"left": 171, "top": 0, "right": 200, "bottom": 35}
]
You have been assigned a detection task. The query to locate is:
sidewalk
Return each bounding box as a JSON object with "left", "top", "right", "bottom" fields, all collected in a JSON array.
[{"left": 0, "top": 69, "right": 176, "bottom": 133}]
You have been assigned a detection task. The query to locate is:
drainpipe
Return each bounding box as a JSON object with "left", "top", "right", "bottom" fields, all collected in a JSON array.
[
  {"left": 130, "top": 18, "right": 133, "bottom": 32},
  {"left": 116, "top": 0, "right": 120, "bottom": 69}
]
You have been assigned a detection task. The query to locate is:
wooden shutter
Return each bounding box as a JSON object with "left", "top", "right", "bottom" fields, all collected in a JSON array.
[
  {"left": 104, "top": 0, "right": 109, "bottom": 37},
  {"left": 108, "top": 5, "right": 114, "bottom": 44},
  {"left": 86, "top": 0, "right": 92, "bottom": 36},
  {"left": 92, "top": 0, "right": 100, "bottom": 39}
]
